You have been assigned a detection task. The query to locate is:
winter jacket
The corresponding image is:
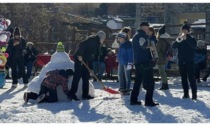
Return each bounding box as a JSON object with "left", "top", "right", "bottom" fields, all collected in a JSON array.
[
  {"left": 74, "top": 35, "right": 101, "bottom": 61},
  {"left": 6, "top": 37, "right": 26, "bottom": 58},
  {"left": 41, "top": 69, "right": 69, "bottom": 95},
  {"left": 24, "top": 46, "right": 38, "bottom": 63},
  {"left": 73, "top": 35, "right": 101, "bottom": 69},
  {"left": 105, "top": 54, "right": 117, "bottom": 73},
  {"left": 132, "top": 30, "right": 151, "bottom": 64},
  {"left": 194, "top": 48, "right": 207, "bottom": 65},
  {"left": 105, "top": 54, "right": 116, "bottom": 67},
  {"left": 93, "top": 46, "right": 108, "bottom": 62},
  {"left": 156, "top": 33, "right": 171, "bottom": 65},
  {"left": 117, "top": 40, "right": 133, "bottom": 65},
  {"left": 172, "top": 34, "right": 197, "bottom": 63}
]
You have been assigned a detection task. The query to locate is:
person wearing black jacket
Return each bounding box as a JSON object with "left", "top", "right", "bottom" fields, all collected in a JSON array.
[
  {"left": 68, "top": 31, "right": 106, "bottom": 101},
  {"left": 6, "top": 27, "right": 28, "bottom": 87},
  {"left": 24, "top": 42, "right": 38, "bottom": 79},
  {"left": 130, "top": 21, "right": 159, "bottom": 107},
  {"left": 172, "top": 23, "right": 197, "bottom": 100}
]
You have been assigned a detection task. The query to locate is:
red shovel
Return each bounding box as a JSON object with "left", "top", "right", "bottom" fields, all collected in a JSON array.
[{"left": 81, "top": 60, "right": 120, "bottom": 94}]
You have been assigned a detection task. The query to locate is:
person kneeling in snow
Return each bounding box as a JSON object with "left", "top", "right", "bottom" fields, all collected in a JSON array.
[{"left": 23, "top": 68, "right": 74, "bottom": 103}]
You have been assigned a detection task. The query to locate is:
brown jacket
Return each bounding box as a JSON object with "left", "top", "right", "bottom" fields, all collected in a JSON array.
[{"left": 156, "top": 33, "right": 171, "bottom": 65}]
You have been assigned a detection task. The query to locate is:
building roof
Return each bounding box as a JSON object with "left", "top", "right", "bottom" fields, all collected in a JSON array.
[{"left": 191, "top": 19, "right": 206, "bottom": 28}]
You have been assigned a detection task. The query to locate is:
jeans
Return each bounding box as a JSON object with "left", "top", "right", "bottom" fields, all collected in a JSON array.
[
  {"left": 118, "top": 65, "right": 131, "bottom": 90},
  {"left": 93, "top": 61, "right": 105, "bottom": 80},
  {"left": 26, "top": 61, "right": 34, "bottom": 79}
]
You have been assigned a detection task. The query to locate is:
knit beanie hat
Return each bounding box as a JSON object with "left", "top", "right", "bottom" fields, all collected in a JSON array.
[
  {"left": 197, "top": 40, "right": 205, "bottom": 48},
  {"left": 140, "top": 21, "right": 149, "bottom": 27},
  {"left": 65, "top": 68, "right": 74, "bottom": 76},
  {"left": 158, "top": 25, "right": 165, "bottom": 36},
  {"left": 14, "top": 27, "right": 20, "bottom": 36},
  {"left": 182, "top": 23, "right": 191, "bottom": 31},
  {"left": 117, "top": 32, "right": 127, "bottom": 39},
  {"left": 56, "top": 42, "right": 65, "bottom": 52},
  {"left": 97, "top": 30, "right": 106, "bottom": 41}
]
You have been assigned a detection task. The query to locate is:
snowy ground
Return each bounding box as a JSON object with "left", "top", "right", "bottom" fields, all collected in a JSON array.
[{"left": 1, "top": 78, "right": 210, "bottom": 123}]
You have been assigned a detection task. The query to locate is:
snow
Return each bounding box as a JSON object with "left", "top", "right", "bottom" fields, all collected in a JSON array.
[{"left": 1, "top": 77, "right": 210, "bottom": 123}]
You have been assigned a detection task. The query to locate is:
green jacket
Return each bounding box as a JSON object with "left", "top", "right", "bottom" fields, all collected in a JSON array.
[{"left": 156, "top": 33, "right": 171, "bottom": 65}]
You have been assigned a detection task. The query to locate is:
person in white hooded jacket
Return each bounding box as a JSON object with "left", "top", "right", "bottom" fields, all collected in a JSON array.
[{"left": 156, "top": 25, "right": 171, "bottom": 90}]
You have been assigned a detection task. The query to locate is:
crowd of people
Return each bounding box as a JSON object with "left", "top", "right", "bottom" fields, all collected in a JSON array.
[{"left": 3, "top": 20, "right": 210, "bottom": 107}]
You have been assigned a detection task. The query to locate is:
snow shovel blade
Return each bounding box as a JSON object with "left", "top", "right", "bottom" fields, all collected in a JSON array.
[{"left": 104, "top": 87, "right": 120, "bottom": 94}]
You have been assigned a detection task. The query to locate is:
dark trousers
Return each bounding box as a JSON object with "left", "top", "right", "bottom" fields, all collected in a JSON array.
[
  {"left": 69, "top": 59, "right": 90, "bottom": 97},
  {"left": 179, "top": 61, "right": 197, "bottom": 95},
  {"left": 39, "top": 85, "right": 58, "bottom": 103},
  {"left": 194, "top": 62, "right": 205, "bottom": 80},
  {"left": 11, "top": 56, "right": 28, "bottom": 85},
  {"left": 26, "top": 92, "right": 39, "bottom": 100},
  {"left": 130, "top": 62, "right": 155, "bottom": 104},
  {"left": 203, "top": 66, "right": 210, "bottom": 80}
]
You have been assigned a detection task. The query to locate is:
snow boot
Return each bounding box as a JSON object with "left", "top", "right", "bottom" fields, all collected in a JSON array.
[
  {"left": 192, "top": 91, "right": 197, "bottom": 100},
  {"left": 196, "top": 79, "right": 201, "bottom": 84},
  {"left": 202, "top": 77, "right": 207, "bottom": 82},
  {"left": 36, "top": 93, "right": 46, "bottom": 103},
  {"left": 130, "top": 100, "right": 142, "bottom": 105},
  {"left": 182, "top": 92, "right": 190, "bottom": 99},
  {"left": 68, "top": 94, "right": 79, "bottom": 101},
  {"left": 145, "top": 101, "right": 159, "bottom": 107},
  {"left": 159, "top": 83, "right": 169, "bottom": 90},
  {"left": 82, "top": 95, "right": 94, "bottom": 100}
]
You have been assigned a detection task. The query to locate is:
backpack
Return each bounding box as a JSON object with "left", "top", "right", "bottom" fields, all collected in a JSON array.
[{"left": 164, "top": 41, "right": 173, "bottom": 59}]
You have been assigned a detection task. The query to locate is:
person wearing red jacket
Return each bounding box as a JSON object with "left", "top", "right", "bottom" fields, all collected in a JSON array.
[{"left": 105, "top": 49, "right": 116, "bottom": 79}]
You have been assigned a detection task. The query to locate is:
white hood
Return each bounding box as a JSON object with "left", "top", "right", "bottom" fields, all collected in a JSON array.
[{"left": 160, "top": 33, "right": 171, "bottom": 39}]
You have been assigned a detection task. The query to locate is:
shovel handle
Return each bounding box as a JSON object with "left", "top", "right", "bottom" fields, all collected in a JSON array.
[{"left": 81, "top": 60, "right": 106, "bottom": 89}]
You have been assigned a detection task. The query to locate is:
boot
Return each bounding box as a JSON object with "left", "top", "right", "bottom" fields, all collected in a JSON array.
[
  {"left": 192, "top": 91, "right": 197, "bottom": 100},
  {"left": 196, "top": 79, "right": 201, "bottom": 84},
  {"left": 145, "top": 101, "right": 159, "bottom": 107},
  {"left": 68, "top": 94, "right": 79, "bottom": 101},
  {"left": 130, "top": 100, "right": 142, "bottom": 105},
  {"left": 82, "top": 95, "right": 94, "bottom": 100},
  {"left": 182, "top": 92, "right": 190, "bottom": 99},
  {"left": 192, "top": 93, "right": 197, "bottom": 100},
  {"left": 158, "top": 85, "right": 165, "bottom": 90},
  {"left": 202, "top": 77, "right": 207, "bottom": 82},
  {"left": 159, "top": 83, "right": 169, "bottom": 90}
]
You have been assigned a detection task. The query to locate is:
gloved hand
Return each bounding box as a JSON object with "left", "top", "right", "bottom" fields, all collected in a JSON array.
[{"left": 126, "top": 63, "right": 133, "bottom": 70}]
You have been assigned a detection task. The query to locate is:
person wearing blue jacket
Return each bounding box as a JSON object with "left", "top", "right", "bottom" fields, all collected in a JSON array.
[
  {"left": 194, "top": 40, "right": 207, "bottom": 83},
  {"left": 130, "top": 21, "right": 159, "bottom": 107},
  {"left": 117, "top": 32, "right": 133, "bottom": 95}
]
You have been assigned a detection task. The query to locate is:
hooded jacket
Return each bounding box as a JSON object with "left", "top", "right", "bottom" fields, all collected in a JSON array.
[
  {"left": 117, "top": 40, "right": 133, "bottom": 65},
  {"left": 156, "top": 33, "right": 171, "bottom": 65}
]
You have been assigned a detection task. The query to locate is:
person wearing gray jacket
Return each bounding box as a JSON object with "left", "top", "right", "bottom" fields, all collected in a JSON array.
[{"left": 156, "top": 25, "right": 171, "bottom": 90}]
